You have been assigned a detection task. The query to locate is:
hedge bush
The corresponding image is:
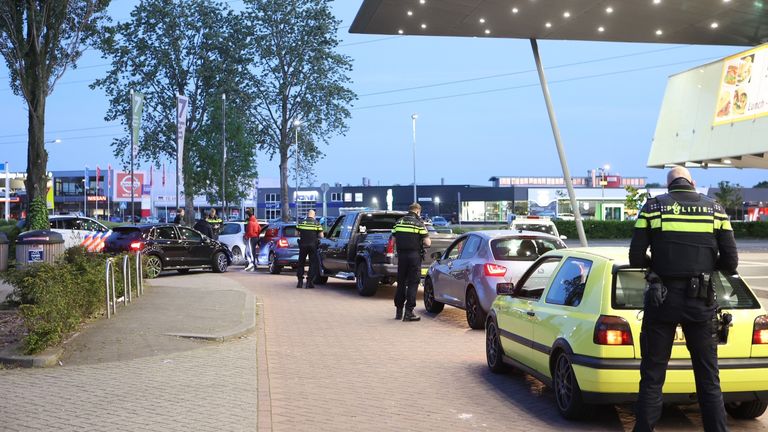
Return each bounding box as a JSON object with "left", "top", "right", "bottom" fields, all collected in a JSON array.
[{"left": 2, "top": 247, "right": 145, "bottom": 354}]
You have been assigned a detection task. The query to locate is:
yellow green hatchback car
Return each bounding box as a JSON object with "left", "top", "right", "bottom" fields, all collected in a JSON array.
[{"left": 485, "top": 247, "right": 768, "bottom": 420}]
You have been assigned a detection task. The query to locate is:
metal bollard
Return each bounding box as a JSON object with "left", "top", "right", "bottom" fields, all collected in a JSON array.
[
  {"left": 122, "top": 255, "right": 131, "bottom": 305},
  {"left": 135, "top": 251, "right": 143, "bottom": 296},
  {"left": 105, "top": 258, "right": 118, "bottom": 319}
]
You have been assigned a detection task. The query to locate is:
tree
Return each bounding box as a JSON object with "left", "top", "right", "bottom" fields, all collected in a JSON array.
[
  {"left": 92, "top": 0, "right": 258, "bottom": 224},
  {"left": 646, "top": 182, "right": 663, "bottom": 188},
  {"left": 714, "top": 180, "right": 743, "bottom": 218},
  {"left": 0, "top": 0, "right": 109, "bottom": 221},
  {"left": 624, "top": 185, "right": 650, "bottom": 218},
  {"left": 754, "top": 181, "right": 768, "bottom": 188},
  {"left": 244, "top": 0, "right": 355, "bottom": 221}
]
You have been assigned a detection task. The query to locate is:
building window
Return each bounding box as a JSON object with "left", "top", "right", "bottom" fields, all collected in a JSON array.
[
  {"left": 344, "top": 193, "right": 352, "bottom": 202},
  {"left": 330, "top": 192, "right": 342, "bottom": 202},
  {"left": 266, "top": 193, "right": 279, "bottom": 202},
  {"left": 354, "top": 193, "right": 363, "bottom": 202}
]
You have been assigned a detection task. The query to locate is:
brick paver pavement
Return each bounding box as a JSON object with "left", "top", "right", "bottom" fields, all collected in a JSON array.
[{"left": 228, "top": 269, "right": 768, "bottom": 432}]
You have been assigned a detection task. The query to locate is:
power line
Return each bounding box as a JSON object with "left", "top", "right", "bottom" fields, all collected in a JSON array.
[
  {"left": 352, "top": 56, "right": 718, "bottom": 111},
  {"left": 0, "top": 132, "right": 122, "bottom": 146},
  {"left": 0, "top": 124, "right": 122, "bottom": 140}
]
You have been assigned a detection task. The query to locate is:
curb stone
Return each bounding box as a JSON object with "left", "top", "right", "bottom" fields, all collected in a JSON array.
[
  {"left": 164, "top": 289, "right": 257, "bottom": 342},
  {"left": 0, "top": 342, "right": 63, "bottom": 368}
]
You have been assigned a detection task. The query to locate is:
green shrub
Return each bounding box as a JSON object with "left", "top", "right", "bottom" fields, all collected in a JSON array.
[
  {"left": 0, "top": 223, "right": 20, "bottom": 258},
  {"left": 27, "top": 197, "right": 49, "bottom": 231},
  {"left": 2, "top": 247, "right": 146, "bottom": 354}
]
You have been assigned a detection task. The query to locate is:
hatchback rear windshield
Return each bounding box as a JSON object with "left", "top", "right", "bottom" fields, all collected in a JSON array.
[
  {"left": 110, "top": 227, "right": 143, "bottom": 239},
  {"left": 491, "top": 237, "right": 565, "bottom": 261},
  {"left": 512, "top": 223, "right": 556, "bottom": 236},
  {"left": 613, "top": 270, "right": 761, "bottom": 310},
  {"left": 282, "top": 226, "right": 298, "bottom": 237},
  {"left": 359, "top": 214, "right": 402, "bottom": 232},
  {"left": 220, "top": 223, "right": 241, "bottom": 235}
]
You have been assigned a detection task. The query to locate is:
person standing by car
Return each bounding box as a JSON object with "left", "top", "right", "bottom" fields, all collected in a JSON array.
[
  {"left": 173, "top": 208, "right": 185, "bottom": 226},
  {"left": 243, "top": 208, "right": 261, "bottom": 272},
  {"left": 629, "top": 166, "right": 737, "bottom": 432},
  {"left": 296, "top": 209, "right": 324, "bottom": 288},
  {"left": 206, "top": 208, "right": 223, "bottom": 239},
  {"left": 392, "top": 203, "right": 431, "bottom": 322},
  {"left": 193, "top": 212, "right": 215, "bottom": 239}
]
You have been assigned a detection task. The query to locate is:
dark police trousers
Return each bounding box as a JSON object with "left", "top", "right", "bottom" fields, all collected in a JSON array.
[
  {"left": 634, "top": 279, "right": 727, "bottom": 432},
  {"left": 395, "top": 250, "right": 421, "bottom": 310},
  {"left": 297, "top": 245, "right": 318, "bottom": 282}
]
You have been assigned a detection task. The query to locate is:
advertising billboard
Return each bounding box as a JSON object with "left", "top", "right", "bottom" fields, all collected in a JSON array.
[
  {"left": 714, "top": 45, "right": 768, "bottom": 126},
  {"left": 114, "top": 172, "right": 144, "bottom": 201}
]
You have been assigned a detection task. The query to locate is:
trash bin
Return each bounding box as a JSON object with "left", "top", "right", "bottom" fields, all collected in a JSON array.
[
  {"left": 0, "top": 232, "right": 8, "bottom": 272},
  {"left": 15, "top": 230, "right": 65, "bottom": 271}
]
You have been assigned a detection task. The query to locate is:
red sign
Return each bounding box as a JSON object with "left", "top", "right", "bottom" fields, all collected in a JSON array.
[{"left": 115, "top": 172, "right": 144, "bottom": 200}]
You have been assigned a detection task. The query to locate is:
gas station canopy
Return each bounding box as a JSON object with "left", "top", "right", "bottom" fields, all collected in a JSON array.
[{"left": 350, "top": 0, "right": 768, "bottom": 47}]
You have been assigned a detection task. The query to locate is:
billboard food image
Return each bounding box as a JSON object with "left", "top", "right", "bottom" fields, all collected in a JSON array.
[{"left": 714, "top": 46, "right": 767, "bottom": 126}]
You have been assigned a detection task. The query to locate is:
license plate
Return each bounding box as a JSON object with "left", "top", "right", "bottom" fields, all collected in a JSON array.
[
  {"left": 421, "top": 268, "right": 428, "bottom": 277},
  {"left": 673, "top": 325, "right": 686, "bottom": 344}
]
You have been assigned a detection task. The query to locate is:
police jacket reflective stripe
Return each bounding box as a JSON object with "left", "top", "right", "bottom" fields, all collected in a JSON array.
[
  {"left": 297, "top": 217, "right": 323, "bottom": 246},
  {"left": 629, "top": 182, "right": 738, "bottom": 277},
  {"left": 392, "top": 212, "right": 428, "bottom": 252}
]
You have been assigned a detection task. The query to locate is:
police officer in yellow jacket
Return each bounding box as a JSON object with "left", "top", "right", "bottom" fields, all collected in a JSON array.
[
  {"left": 630, "top": 166, "right": 738, "bottom": 432},
  {"left": 392, "top": 203, "right": 431, "bottom": 321},
  {"left": 206, "top": 208, "right": 223, "bottom": 240},
  {"left": 296, "top": 209, "right": 324, "bottom": 289}
]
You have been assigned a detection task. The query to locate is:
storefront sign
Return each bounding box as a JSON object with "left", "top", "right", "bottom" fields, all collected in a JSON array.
[
  {"left": 714, "top": 44, "right": 768, "bottom": 126},
  {"left": 114, "top": 172, "right": 144, "bottom": 201}
]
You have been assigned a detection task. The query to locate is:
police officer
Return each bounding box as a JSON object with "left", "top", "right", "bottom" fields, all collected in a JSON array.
[
  {"left": 392, "top": 203, "right": 431, "bottom": 321},
  {"left": 630, "top": 166, "right": 737, "bottom": 432},
  {"left": 296, "top": 209, "right": 324, "bottom": 289},
  {"left": 206, "top": 208, "right": 223, "bottom": 240}
]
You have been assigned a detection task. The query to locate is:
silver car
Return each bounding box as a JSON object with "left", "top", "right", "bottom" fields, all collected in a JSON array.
[{"left": 424, "top": 230, "right": 567, "bottom": 329}]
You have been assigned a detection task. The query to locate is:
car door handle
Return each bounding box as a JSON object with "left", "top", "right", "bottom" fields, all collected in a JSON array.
[{"left": 526, "top": 311, "right": 536, "bottom": 317}]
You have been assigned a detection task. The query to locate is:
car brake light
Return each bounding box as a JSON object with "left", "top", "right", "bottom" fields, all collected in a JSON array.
[
  {"left": 277, "top": 237, "right": 289, "bottom": 248},
  {"left": 386, "top": 236, "right": 395, "bottom": 257},
  {"left": 129, "top": 241, "right": 143, "bottom": 252},
  {"left": 753, "top": 315, "right": 768, "bottom": 344},
  {"left": 594, "top": 315, "right": 633, "bottom": 346},
  {"left": 484, "top": 263, "right": 507, "bottom": 277}
]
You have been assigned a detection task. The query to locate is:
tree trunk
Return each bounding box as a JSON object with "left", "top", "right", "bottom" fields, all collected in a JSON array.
[
  {"left": 24, "top": 87, "right": 48, "bottom": 214},
  {"left": 279, "top": 143, "right": 289, "bottom": 222}
]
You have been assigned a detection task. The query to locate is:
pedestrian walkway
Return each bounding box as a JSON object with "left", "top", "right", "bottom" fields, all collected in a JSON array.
[{"left": 0, "top": 271, "right": 259, "bottom": 431}]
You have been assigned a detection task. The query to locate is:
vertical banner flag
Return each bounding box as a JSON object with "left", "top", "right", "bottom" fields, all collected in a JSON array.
[
  {"left": 176, "top": 95, "right": 189, "bottom": 197},
  {"left": 84, "top": 166, "right": 89, "bottom": 189},
  {"left": 162, "top": 163, "right": 166, "bottom": 187},
  {"left": 131, "top": 91, "right": 145, "bottom": 158},
  {"left": 96, "top": 166, "right": 101, "bottom": 191},
  {"left": 149, "top": 166, "right": 154, "bottom": 187},
  {"left": 107, "top": 164, "right": 112, "bottom": 188}
]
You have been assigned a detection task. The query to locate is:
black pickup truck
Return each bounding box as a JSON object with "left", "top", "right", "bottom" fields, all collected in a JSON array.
[{"left": 316, "top": 210, "right": 456, "bottom": 296}]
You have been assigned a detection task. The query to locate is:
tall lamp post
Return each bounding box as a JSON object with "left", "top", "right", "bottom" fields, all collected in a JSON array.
[
  {"left": 83, "top": 166, "right": 88, "bottom": 217},
  {"left": 293, "top": 118, "right": 301, "bottom": 222},
  {"left": 222, "top": 93, "right": 227, "bottom": 219},
  {"left": 411, "top": 113, "right": 418, "bottom": 203}
]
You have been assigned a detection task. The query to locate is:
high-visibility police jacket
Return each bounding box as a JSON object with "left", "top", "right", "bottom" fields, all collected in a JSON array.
[
  {"left": 206, "top": 217, "right": 223, "bottom": 235},
  {"left": 392, "top": 212, "right": 428, "bottom": 252},
  {"left": 297, "top": 217, "right": 323, "bottom": 246},
  {"left": 629, "top": 182, "right": 738, "bottom": 278}
]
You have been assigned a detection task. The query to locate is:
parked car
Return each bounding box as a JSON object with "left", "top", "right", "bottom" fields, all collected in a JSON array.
[
  {"left": 485, "top": 247, "right": 768, "bottom": 420},
  {"left": 218, "top": 221, "right": 269, "bottom": 265},
  {"left": 510, "top": 215, "right": 565, "bottom": 239},
  {"left": 317, "top": 211, "right": 457, "bottom": 296},
  {"left": 17, "top": 215, "right": 112, "bottom": 252},
  {"left": 319, "top": 216, "right": 337, "bottom": 228},
  {"left": 256, "top": 222, "right": 300, "bottom": 274},
  {"left": 425, "top": 230, "right": 566, "bottom": 329},
  {"left": 431, "top": 216, "right": 450, "bottom": 227},
  {"left": 103, "top": 223, "right": 233, "bottom": 278}
]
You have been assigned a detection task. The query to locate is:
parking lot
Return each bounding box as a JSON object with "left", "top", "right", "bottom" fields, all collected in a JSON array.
[{"left": 228, "top": 248, "right": 768, "bottom": 431}]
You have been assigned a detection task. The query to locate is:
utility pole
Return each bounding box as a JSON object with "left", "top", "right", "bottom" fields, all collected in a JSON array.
[
  {"left": 411, "top": 114, "right": 418, "bottom": 203},
  {"left": 222, "top": 93, "right": 227, "bottom": 219}
]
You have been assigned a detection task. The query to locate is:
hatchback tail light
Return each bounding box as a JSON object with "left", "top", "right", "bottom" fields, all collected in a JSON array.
[
  {"left": 753, "top": 315, "right": 768, "bottom": 344},
  {"left": 276, "top": 237, "right": 289, "bottom": 248},
  {"left": 594, "top": 315, "right": 633, "bottom": 346},
  {"left": 386, "top": 236, "right": 395, "bottom": 258},
  {"left": 484, "top": 263, "right": 507, "bottom": 277},
  {"left": 129, "top": 241, "right": 143, "bottom": 252}
]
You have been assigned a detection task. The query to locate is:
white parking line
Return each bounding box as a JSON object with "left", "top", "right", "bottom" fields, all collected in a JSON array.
[{"left": 740, "top": 261, "right": 768, "bottom": 266}]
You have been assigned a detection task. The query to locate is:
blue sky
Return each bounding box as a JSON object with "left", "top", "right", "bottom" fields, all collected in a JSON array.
[{"left": 0, "top": 0, "right": 764, "bottom": 191}]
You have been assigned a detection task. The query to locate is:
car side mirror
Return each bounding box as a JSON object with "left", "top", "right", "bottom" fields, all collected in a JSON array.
[
  {"left": 560, "top": 235, "right": 568, "bottom": 240},
  {"left": 496, "top": 282, "right": 515, "bottom": 296},
  {"left": 430, "top": 251, "right": 443, "bottom": 260}
]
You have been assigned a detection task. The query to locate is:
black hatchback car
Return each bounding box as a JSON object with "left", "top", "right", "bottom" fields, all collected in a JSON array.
[{"left": 104, "top": 223, "right": 233, "bottom": 278}]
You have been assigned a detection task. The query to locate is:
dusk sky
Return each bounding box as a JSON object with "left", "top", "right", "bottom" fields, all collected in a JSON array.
[{"left": 1, "top": 0, "right": 764, "bottom": 192}]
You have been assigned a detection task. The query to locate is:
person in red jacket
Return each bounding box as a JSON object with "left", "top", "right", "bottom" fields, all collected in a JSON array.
[{"left": 243, "top": 208, "right": 261, "bottom": 271}]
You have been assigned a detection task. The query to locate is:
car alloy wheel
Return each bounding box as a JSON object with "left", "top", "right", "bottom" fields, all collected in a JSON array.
[
  {"left": 486, "top": 319, "right": 507, "bottom": 373},
  {"left": 268, "top": 252, "right": 281, "bottom": 274},
  {"left": 553, "top": 353, "right": 586, "bottom": 419},
  {"left": 423, "top": 278, "right": 444, "bottom": 313},
  {"left": 145, "top": 255, "right": 162, "bottom": 279},
  {"left": 465, "top": 288, "right": 486, "bottom": 329},
  {"left": 231, "top": 246, "right": 243, "bottom": 263},
  {"left": 213, "top": 252, "right": 228, "bottom": 273}
]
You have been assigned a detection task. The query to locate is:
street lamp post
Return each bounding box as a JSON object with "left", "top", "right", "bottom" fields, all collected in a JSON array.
[
  {"left": 293, "top": 119, "right": 301, "bottom": 222},
  {"left": 222, "top": 93, "right": 227, "bottom": 219},
  {"left": 411, "top": 114, "right": 418, "bottom": 203}
]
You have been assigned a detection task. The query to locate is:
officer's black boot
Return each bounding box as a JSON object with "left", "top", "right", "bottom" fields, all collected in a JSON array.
[
  {"left": 305, "top": 281, "right": 315, "bottom": 289},
  {"left": 395, "top": 307, "right": 403, "bottom": 320},
  {"left": 403, "top": 308, "right": 421, "bottom": 322},
  {"left": 296, "top": 278, "right": 303, "bottom": 288}
]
